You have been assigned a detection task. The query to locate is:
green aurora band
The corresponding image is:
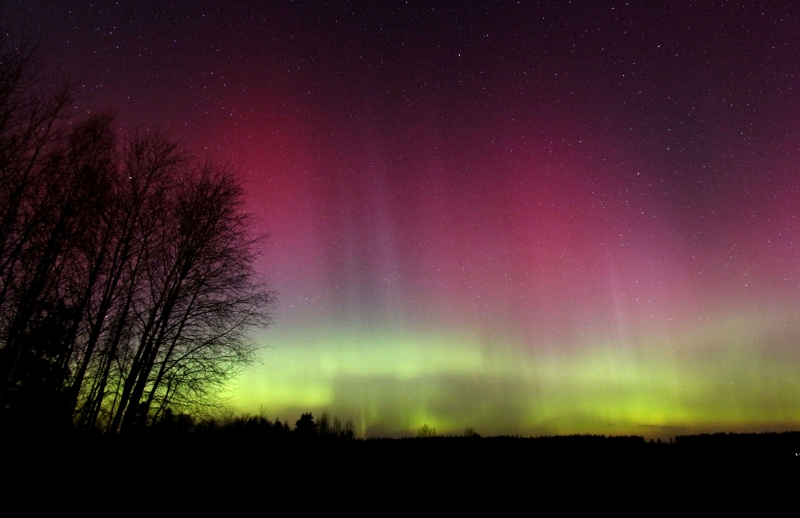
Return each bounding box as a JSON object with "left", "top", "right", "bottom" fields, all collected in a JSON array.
[{"left": 233, "top": 308, "right": 800, "bottom": 438}]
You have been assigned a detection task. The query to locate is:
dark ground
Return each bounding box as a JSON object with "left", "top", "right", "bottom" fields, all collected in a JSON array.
[{"left": 5, "top": 431, "right": 798, "bottom": 501}]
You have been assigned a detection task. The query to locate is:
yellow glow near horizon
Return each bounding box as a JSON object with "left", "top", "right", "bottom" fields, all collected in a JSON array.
[{"left": 229, "top": 309, "right": 800, "bottom": 438}]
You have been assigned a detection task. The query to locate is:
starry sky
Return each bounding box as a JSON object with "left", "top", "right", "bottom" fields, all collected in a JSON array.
[{"left": 6, "top": 0, "right": 800, "bottom": 438}]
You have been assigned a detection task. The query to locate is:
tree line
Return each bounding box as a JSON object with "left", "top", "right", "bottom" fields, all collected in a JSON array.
[
  {"left": 0, "top": 41, "right": 275, "bottom": 433},
  {"left": 150, "top": 411, "right": 357, "bottom": 440}
]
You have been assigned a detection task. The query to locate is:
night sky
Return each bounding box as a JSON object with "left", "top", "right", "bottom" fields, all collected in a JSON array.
[{"left": 6, "top": 0, "right": 800, "bottom": 438}]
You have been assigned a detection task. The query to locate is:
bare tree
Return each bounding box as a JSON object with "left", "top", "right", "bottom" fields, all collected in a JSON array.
[
  {"left": 0, "top": 39, "right": 83, "bottom": 419},
  {"left": 0, "top": 40, "right": 276, "bottom": 431},
  {"left": 417, "top": 424, "right": 437, "bottom": 438},
  {"left": 110, "top": 159, "right": 275, "bottom": 433}
]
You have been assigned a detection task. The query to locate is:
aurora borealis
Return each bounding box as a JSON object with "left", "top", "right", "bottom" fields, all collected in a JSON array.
[{"left": 7, "top": 1, "right": 800, "bottom": 438}]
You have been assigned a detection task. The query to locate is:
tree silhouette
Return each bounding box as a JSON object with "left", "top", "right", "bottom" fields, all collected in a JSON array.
[
  {"left": 0, "top": 40, "right": 276, "bottom": 432},
  {"left": 464, "top": 427, "right": 480, "bottom": 438},
  {"left": 0, "top": 40, "right": 76, "bottom": 420},
  {"left": 295, "top": 412, "right": 318, "bottom": 437},
  {"left": 417, "top": 424, "right": 437, "bottom": 438}
]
